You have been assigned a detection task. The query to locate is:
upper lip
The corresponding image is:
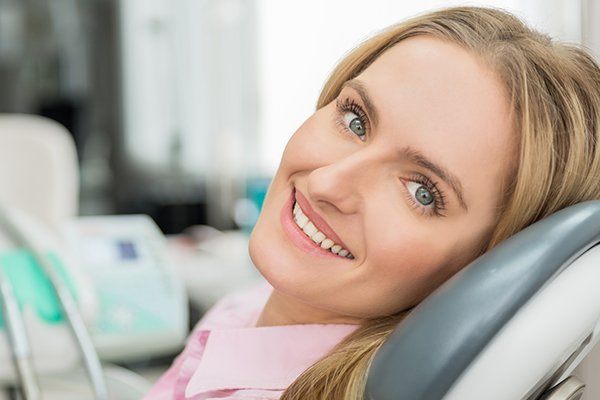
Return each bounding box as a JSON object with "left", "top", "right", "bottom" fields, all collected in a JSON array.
[{"left": 294, "top": 187, "right": 351, "bottom": 252}]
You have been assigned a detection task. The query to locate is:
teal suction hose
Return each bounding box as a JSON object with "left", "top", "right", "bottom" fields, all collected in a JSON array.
[{"left": 0, "top": 203, "right": 108, "bottom": 400}]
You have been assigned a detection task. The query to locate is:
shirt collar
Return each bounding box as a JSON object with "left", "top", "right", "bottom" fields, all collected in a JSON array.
[{"left": 185, "top": 322, "right": 360, "bottom": 397}]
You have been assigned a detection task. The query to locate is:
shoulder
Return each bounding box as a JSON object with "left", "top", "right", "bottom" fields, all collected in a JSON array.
[{"left": 193, "top": 279, "right": 273, "bottom": 332}]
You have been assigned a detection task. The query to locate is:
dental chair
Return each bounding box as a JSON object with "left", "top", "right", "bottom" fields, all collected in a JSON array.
[
  {"left": 366, "top": 199, "right": 600, "bottom": 400},
  {"left": 0, "top": 114, "right": 79, "bottom": 230}
]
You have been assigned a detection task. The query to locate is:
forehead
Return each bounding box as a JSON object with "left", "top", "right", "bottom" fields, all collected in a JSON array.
[{"left": 355, "top": 35, "right": 515, "bottom": 211}]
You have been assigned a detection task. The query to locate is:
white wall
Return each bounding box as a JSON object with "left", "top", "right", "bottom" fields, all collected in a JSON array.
[
  {"left": 119, "top": 0, "right": 258, "bottom": 178},
  {"left": 582, "top": 0, "right": 600, "bottom": 60},
  {"left": 256, "top": 0, "right": 583, "bottom": 175},
  {"left": 118, "top": 0, "right": 584, "bottom": 179}
]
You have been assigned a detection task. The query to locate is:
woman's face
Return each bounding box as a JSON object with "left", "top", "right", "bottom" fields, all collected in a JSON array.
[{"left": 249, "top": 35, "right": 516, "bottom": 321}]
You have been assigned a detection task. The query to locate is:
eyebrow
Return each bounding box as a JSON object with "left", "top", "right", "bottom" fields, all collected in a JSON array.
[
  {"left": 400, "top": 146, "right": 469, "bottom": 212},
  {"left": 341, "top": 79, "right": 380, "bottom": 128},
  {"left": 341, "top": 79, "right": 468, "bottom": 212}
]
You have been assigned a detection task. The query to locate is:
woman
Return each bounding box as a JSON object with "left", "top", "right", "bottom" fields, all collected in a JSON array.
[{"left": 146, "top": 5, "right": 600, "bottom": 400}]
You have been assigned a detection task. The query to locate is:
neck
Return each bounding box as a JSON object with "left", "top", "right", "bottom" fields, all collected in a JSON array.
[{"left": 255, "top": 288, "right": 365, "bottom": 327}]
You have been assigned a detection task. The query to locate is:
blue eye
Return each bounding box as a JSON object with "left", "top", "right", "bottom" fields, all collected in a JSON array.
[
  {"left": 406, "top": 181, "right": 435, "bottom": 206},
  {"left": 335, "top": 97, "right": 369, "bottom": 141},
  {"left": 402, "top": 175, "right": 448, "bottom": 218},
  {"left": 343, "top": 113, "right": 366, "bottom": 138}
]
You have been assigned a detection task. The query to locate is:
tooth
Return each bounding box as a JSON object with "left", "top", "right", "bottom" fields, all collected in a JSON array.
[
  {"left": 292, "top": 204, "right": 350, "bottom": 255},
  {"left": 311, "top": 231, "right": 326, "bottom": 244},
  {"left": 320, "top": 238, "right": 334, "bottom": 249},
  {"left": 302, "top": 221, "right": 318, "bottom": 236},
  {"left": 346, "top": 253, "right": 354, "bottom": 259},
  {"left": 295, "top": 213, "right": 309, "bottom": 229}
]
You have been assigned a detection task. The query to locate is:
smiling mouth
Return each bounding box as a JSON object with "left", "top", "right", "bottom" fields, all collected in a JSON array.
[{"left": 291, "top": 198, "right": 354, "bottom": 259}]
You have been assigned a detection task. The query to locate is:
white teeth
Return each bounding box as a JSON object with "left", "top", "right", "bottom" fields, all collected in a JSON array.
[
  {"left": 320, "top": 238, "right": 334, "bottom": 249},
  {"left": 302, "top": 221, "right": 318, "bottom": 236},
  {"left": 330, "top": 245, "right": 342, "bottom": 254},
  {"left": 295, "top": 213, "right": 309, "bottom": 229},
  {"left": 292, "top": 201, "right": 354, "bottom": 259},
  {"left": 311, "top": 231, "right": 326, "bottom": 244}
]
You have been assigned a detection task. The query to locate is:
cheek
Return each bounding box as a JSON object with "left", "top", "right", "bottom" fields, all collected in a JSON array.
[
  {"left": 373, "top": 232, "right": 448, "bottom": 284},
  {"left": 363, "top": 216, "right": 456, "bottom": 307},
  {"left": 382, "top": 217, "right": 498, "bottom": 307}
]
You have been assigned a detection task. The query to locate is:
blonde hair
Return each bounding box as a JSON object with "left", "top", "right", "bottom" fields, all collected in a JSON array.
[{"left": 280, "top": 6, "right": 600, "bottom": 400}]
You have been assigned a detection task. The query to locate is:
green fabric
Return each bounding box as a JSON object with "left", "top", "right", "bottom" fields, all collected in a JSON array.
[{"left": 0, "top": 249, "right": 78, "bottom": 327}]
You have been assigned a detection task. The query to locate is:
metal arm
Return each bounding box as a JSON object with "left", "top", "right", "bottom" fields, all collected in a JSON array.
[
  {"left": 0, "top": 267, "right": 41, "bottom": 400},
  {"left": 0, "top": 204, "right": 108, "bottom": 400}
]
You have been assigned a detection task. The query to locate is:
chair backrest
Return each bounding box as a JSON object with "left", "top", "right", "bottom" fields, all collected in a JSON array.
[
  {"left": 365, "top": 200, "right": 600, "bottom": 400},
  {"left": 0, "top": 114, "right": 79, "bottom": 230}
]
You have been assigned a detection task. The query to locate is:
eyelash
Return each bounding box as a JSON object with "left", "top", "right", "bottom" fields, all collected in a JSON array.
[
  {"left": 334, "top": 97, "right": 370, "bottom": 141},
  {"left": 404, "top": 174, "right": 448, "bottom": 218},
  {"left": 334, "top": 95, "right": 448, "bottom": 218}
]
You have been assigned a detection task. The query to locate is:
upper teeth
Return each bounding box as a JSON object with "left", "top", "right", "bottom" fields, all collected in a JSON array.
[{"left": 293, "top": 201, "right": 354, "bottom": 259}]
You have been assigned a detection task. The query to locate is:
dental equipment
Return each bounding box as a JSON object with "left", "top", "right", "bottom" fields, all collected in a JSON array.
[
  {"left": 0, "top": 266, "right": 41, "bottom": 400},
  {"left": 61, "top": 214, "right": 188, "bottom": 362},
  {"left": 0, "top": 114, "right": 186, "bottom": 399},
  {"left": 0, "top": 202, "right": 109, "bottom": 400}
]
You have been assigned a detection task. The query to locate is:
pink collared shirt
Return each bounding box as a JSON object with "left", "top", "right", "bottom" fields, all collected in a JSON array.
[{"left": 144, "top": 280, "right": 360, "bottom": 399}]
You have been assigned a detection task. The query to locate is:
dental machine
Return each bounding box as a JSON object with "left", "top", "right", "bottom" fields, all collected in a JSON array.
[{"left": 0, "top": 114, "right": 187, "bottom": 399}]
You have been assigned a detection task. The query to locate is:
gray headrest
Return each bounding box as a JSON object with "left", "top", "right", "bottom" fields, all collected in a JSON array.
[{"left": 365, "top": 200, "right": 600, "bottom": 400}]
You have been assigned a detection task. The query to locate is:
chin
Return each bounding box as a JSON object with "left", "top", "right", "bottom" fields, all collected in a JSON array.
[
  {"left": 248, "top": 216, "right": 310, "bottom": 305},
  {"left": 248, "top": 216, "right": 287, "bottom": 288},
  {"left": 248, "top": 221, "right": 268, "bottom": 280},
  {"left": 248, "top": 201, "right": 364, "bottom": 319}
]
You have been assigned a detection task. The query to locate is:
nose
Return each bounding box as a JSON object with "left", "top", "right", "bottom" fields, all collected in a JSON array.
[{"left": 306, "top": 151, "right": 374, "bottom": 215}]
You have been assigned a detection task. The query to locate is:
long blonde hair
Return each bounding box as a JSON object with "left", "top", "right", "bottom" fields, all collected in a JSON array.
[{"left": 280, "top": 6, "right": 600, "bottom": 400}]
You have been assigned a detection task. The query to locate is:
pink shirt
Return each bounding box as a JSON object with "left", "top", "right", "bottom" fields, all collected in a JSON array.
[{"left": 144, "top": 280, "right": 361, "bottom": 399}]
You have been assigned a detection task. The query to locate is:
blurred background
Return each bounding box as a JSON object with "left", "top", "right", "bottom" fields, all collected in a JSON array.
[
  {"left": 0, "top": 0, "right": 598, "bottom": 235},
  {"left": 1, "top": 0, "right": 600, "bottom": 394}
]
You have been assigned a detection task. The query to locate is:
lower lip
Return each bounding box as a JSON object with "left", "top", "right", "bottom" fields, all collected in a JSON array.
[{"left": 280, "top": 187, "right": 350, "bottom": 260}]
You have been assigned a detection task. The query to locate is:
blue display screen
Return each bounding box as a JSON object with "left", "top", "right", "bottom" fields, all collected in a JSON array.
[{"left": 117, "top": 240, "right": 138, "bottom": 260}]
